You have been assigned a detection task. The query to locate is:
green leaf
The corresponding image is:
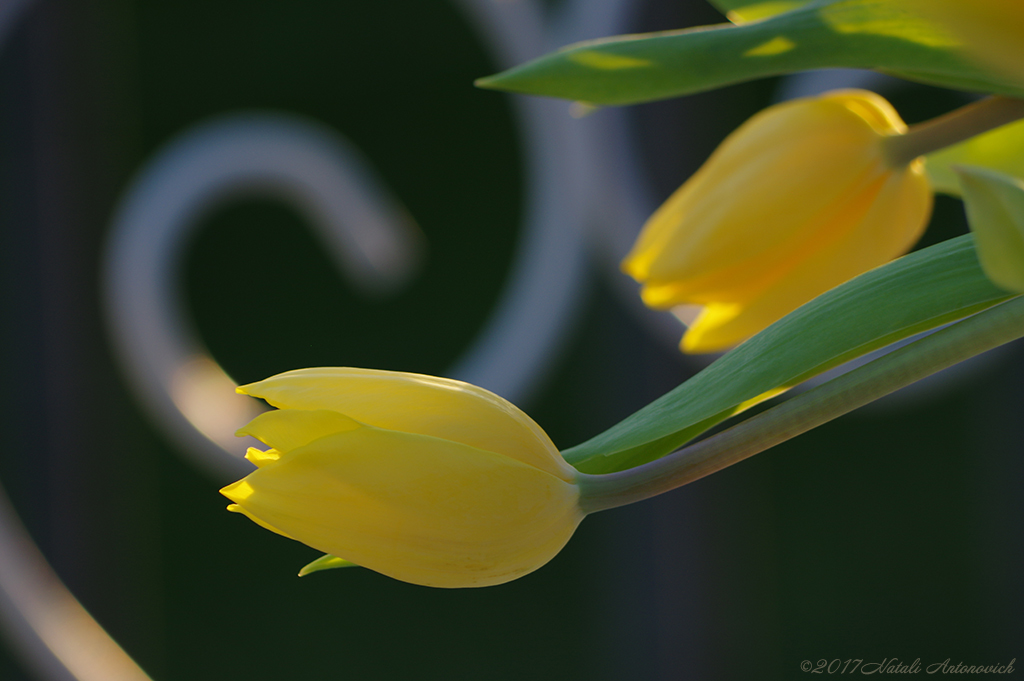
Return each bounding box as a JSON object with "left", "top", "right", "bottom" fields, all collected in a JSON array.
[
  {"left": 708, "top": 0, "right": 816, "bottom": 23},
  {"left": 926, "top": 119, "right": 1024, "bottom": 196},
  {"left": 298, "top": 554, "right": 359, "bottom": 577},
  {"left": 476, "top": 0, "right": 1024, "bottom": 106},
  {"left": 955, "top": 166, "right": 1024, "bottom": 293},
  {"left": 562, "top": 235, "right": 1013, "bottom": 474}
]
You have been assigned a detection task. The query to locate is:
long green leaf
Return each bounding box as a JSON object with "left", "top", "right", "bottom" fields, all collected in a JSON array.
[
  {"left": 477, "top": 0, "right": 1024, "bottom": 106},
  {"left": 562, "top": 235, "right": 1012, "bottom": 474}
]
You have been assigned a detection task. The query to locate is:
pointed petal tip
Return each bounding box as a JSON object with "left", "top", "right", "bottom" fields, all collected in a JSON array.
[
  {"left": 680, "top": 327, "right": 729, "bottom": 355},
  {"left": 620, "top": 256, "right": 639, "bottom": 279},
  {"left": 298, "top": 554, "right": 359, "bottom": 577},
  {"left": 220, "top": 480, "right": 254, "bottom": 504},
  {"left": 244, "top": 447, "right": 281, "bottom": 468},
  {"left": 679, "top": 334, "right": 703, "bottom": 355}
]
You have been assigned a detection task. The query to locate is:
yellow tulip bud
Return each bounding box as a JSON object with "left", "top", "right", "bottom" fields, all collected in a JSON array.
[
  {"left": 622, "top": 89, "right": 932, "bottom": 353},
  {"left": 220, "top": 368, "right": 583, "bottom": 588}
]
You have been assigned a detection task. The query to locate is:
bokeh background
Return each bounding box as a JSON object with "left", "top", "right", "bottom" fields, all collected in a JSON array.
[{"left": 0, "top": 0, "right": 1021, "bottom": 679}]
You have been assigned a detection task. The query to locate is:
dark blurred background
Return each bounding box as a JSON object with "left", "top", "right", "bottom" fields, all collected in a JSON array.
[{"left": 0, "top": 0, "right": 1020, "bottom": 679}]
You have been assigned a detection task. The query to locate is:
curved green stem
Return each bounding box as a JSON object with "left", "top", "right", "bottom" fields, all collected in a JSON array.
[
  {"left": 883, "top": 96, "right": 1024, "bottom": 168},
  {"left": 578, "top": 295, "right": 1024, "bottom": 514}
]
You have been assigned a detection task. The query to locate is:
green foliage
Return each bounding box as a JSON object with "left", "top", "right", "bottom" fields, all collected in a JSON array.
[
  {"left": 562, "top": 236, "right": 1013, "bottom": 473},
  {"left": 955, "top": 166, "right": 1024, "bottom": 293},
  {"left": 477, "top": 0, "right": 1024, "bottom": 106},
  {"left": 298, "top": 554, "right": 358, "bottom": 576},
  {"left": 708, "top": 0, "right": 816, "bottom": 23},
  {"left": 927, "top": 119, "right": 1024, "bottom": 195}
]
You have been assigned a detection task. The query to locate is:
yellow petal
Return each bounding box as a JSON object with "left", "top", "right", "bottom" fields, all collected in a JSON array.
[
  {"left": 237, "top": 408, "right": 361, "bottom": 454},
  {"left": 623, "top": 91, "right": 903, "bottom": 293},
  {"left": 244, "top": 447, "right": 281, "bottom": 468},
  {"left": 224, "top": 501, "right": 295, "bottom": 540},
  {"left": 618, "top": 93, "right": 901, "bottom": 305},
  {"left": 682, "top": 163, "right": 932, "bottom": 352},
  {"left": 639, "top": 166, "right": 890, "bottom": 308},
  {"left": 237, "top": 368, "right": 574, "bottom": 481},
  {"left": 222, "top": 425, "right": 583, "bottom": 588},
  {"left": 622, "top": 89, "right": 930, "bottom": 353}
]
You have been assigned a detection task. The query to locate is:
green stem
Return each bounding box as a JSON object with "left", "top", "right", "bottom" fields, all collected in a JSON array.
[
  {"left": 578, "top": 295, "right": 1024, "bottom": 514},
  {"left": 883, "top": 96, "right": 1024, "bottom": 168}
]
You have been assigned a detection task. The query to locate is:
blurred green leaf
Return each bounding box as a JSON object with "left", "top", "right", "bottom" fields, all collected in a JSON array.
[
  {"left": 708, "top": 0, "right": 816, "bottom": 23},
  {"left": 926, "top": 119, "right": 1024, "bottom": 195},
  {"left": 298, "top": 554, "right": 358, "bottom": 576},
  {"left": 562, "top": 235, "right": 1013, "bottom": 474},
  {"left": 477, "top": 0, "right": 1024, "bottom": 106},
  {"left": 955, "top": 166, "right": 1024, "bottom": 292}
]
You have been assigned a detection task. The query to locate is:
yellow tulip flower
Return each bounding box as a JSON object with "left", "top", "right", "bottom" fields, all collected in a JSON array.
[
  {"left": 220, "top": 368, "right": 583, "bottom": 588},
  {"left": 622, "top": 89, "right": 932, "bottom": 353}
]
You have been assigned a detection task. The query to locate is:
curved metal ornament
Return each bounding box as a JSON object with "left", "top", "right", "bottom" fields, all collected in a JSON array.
[
  {"left": 103, "top": 114, "right": 427, "bottom": 479},
  {"left": 101, "top": 0, "right": 638, "bottom": 480}
]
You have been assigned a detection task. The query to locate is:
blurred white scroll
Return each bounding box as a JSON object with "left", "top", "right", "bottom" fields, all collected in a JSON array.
[
  {"left": 3, "top": 0, "right": 652, "bottom": 679},
  {"left": 103, "top": 114, "right": 425, "bottom": 479}
]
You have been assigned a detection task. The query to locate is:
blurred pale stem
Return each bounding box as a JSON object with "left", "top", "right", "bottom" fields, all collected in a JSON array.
[
  {"left": 578, "top": 295, "right": 1024, "bottom": 513},
  {"left": 883, "top": 96, "right": 1024, "bottom": 167}
]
